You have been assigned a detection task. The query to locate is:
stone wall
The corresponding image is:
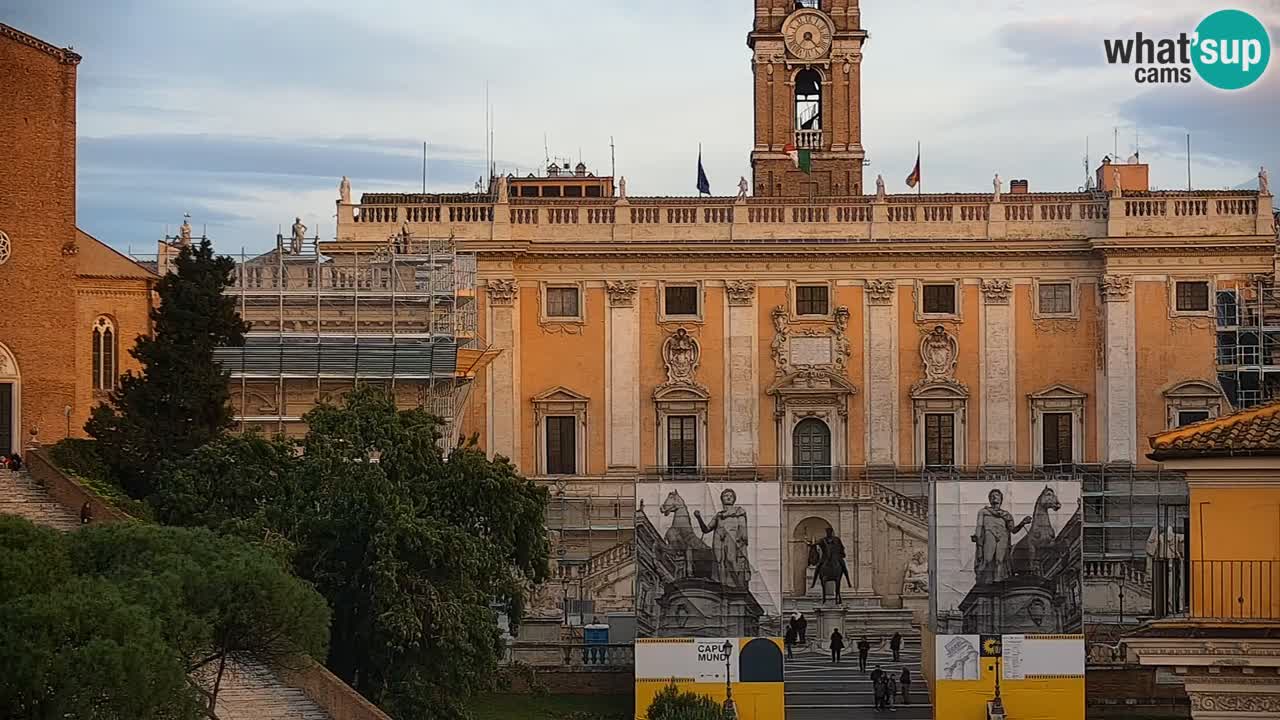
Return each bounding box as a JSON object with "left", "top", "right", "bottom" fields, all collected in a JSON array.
[
  {"left": 26, "top": 447, "right": 132, "bottom": 523},
  {"left": 275, "top": 658, "right": 394, "bottom": 720}
]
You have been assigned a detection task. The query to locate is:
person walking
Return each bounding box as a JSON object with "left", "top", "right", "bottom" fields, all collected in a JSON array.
[
  {"left": 886, "top": 673, "right": 898, "bottom": 712},
  {"left": 796, "top": 612, "right": 807, "bottom": 644},
  {"left": 829, "top": 628, "right": 844, "bottom": 665},
  {"left": 900, "top": 666, "right": 912, "bottom": 706},
  {"left": 857, "top": 635, "right": 871, "bottom": 672},
  {"left": 784, "top": 623, "right": 796, "bottom": 659},
  {"left": 891, "top": 631, "right": 902, "bottom": 662},
  {"left": 871, "top": 666, "right": 885, "bottom": 709}
]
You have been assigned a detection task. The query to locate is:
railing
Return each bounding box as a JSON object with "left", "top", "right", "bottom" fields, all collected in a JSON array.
[
  {"left": 794, "top": 129, "right": 823, "bottom": 150},
  {"left": 1188, "top": 560, "right": 1280, "bottom": 620},
  {"left": 507, "top": 642, "right": 635, "bottom": 669}
]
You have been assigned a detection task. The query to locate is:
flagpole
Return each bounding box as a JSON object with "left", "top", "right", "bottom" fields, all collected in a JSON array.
[{"left": 917, "top": 141, "right": 922, "bottom": 197}]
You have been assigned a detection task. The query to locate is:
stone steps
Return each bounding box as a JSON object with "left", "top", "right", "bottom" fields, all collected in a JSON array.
[
  {"left": 209, "top": 662, "right": 331, "bottom": 720},
  {"left": 0, "top": 469, "right": 81, "bottom": 531},
  {"left": 0, "top": 468, "right": 333, "bottom": 720}
]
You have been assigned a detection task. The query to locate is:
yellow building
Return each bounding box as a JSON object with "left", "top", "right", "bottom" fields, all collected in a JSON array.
[
  {"left": 1123, "top": 403, "right": 1280, "bottom": 718},
  {"left": 315, "top": 0, "right": 1276, "bottom": 627}
]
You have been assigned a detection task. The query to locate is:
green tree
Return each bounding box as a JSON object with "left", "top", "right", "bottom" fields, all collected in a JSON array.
[
  {"left": 290, "top": 386, "right": 550, "bottom": 719},
  {"left": 67, "top": 523, "right": 330, "bottom": 705},
  {"left": 645, "top": 684, "right": 727, "bottom": 720},
  {"left": 149, "top": 432, "right": 298, "bottom": 542},
  {"left": 86, "top": 239, "right": 247, "bottom": 499},
  {"left": 0, "top": 577, "right": 203, "bottom": 720}
]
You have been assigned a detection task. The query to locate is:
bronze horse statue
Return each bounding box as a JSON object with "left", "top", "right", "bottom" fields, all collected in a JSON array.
[{"left": 808, "top": 533, "right": 852, "bottom": 604}]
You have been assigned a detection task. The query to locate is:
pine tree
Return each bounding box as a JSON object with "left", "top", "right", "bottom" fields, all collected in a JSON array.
[{"left": 87, "top": 239, "right": 247, "bottom": 499}]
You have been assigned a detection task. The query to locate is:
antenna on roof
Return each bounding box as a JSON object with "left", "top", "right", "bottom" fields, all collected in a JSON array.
[{"left": 610, "top": 136, "right": 616, "bottom": 179}]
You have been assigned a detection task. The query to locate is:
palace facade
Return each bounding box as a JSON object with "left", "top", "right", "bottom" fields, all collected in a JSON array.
[{"left": 314, "top": 1, "right": 1276, "bottom": 628}]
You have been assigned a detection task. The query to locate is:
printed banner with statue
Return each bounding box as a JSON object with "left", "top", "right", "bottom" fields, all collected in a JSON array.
[
  {"left": 931, "top": 479, "right": 1083, "bottom": 635},
  {"left": 634, "top": 481, "right": 782, "bottom": 639}
]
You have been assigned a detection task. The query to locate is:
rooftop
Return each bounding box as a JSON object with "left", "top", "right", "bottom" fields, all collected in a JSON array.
[{"left": 1148, "top": 401, "right": 1280, "bottom": 460}]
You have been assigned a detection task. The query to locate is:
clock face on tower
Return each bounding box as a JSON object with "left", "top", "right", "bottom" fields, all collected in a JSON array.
[{"left": 783, "top": 9, "right": 834, "bottom": 61}]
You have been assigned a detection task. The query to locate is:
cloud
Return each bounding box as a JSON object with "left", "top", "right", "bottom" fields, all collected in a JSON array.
[{"left": 1118, "top": 68, "right": 1280, "bottom": 185}]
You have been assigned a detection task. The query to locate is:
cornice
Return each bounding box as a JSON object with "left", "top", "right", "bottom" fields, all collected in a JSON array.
[{"left": 0, "top": 23, "right": 81, "bottom": 65}]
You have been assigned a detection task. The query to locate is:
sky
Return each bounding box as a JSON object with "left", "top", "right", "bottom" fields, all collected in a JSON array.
[{"left": 3, "top": 0, "right": 1278, "bottom": 255}]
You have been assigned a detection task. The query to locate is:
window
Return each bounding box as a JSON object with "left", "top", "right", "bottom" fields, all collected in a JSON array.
[
  {"left": 922, "top": 284, "right": 956, "bottom": 315},
  {"left": 1038, "top": 283, "right": 1072, "bottom": 315},
  {"left": 519, "top": 186, "right": 539, "bottom": 197},
  {"left": 924, "top": 413, "right": 955, "bottom": 467},
  {"left": 1175, "top": 281, "right": 1210, "bottom": 312},
  {"left": 542, "top": 186, "right": 562, "bottom": 198},
  {"left": 667, "top": 415, "right": 698, "bottom": 471},
  {"left": 1041, "top": 412, "right": 1074, "bottom": 465},
  {"left": 585, "top": 186, "right": 602, "bottom": 198},
  {"left": 546, "top": 287, "right": 580, "bottom": 319},
  {"left": 794, "top": 69, "right": 822, "bottom": 135},
  {"left": 564, "top": 186, "right": 583, "bottom": 198},
  {"left": 1176, "top": 410, "right": 1210, "bottom": 426},
  {"left": 796, "top": 285, "right": 829, "bottom": 316},
  {"left": 796, "top": 0, "right": 821, "bottom": 8},
  {"left": 92, "top": 317, "right": 116, "bottom": 392},
  {"left": 665, "top": 285, "right": 699, "bottom": 316},
  {"left": 545, "top": 416, "right": 577, "bottom": 475}
]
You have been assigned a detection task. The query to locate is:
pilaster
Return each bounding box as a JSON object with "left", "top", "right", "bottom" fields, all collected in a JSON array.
[
  {"left": 725, "top": 281, "right": 759, "bottom": 466},
  {"left": 864, "top": 279, "right": 898, "bottom": 465},
  {"left": 606, "top": 280, "right": 640, "bottom": 474},
  {"left": 1101, "top": 275, "right": 1137, "bottom": 463},
  {"left": 980, "top": 279, "right": 1014, "bottom": 465},
  {"left": 485, "top": 278, "right": 520, "bottom": 467}
]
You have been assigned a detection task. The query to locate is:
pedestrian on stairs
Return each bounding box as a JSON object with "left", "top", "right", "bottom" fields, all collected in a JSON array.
[
  {"left": 796, "top": 612, "right": 807, "bottom": 643},
  {"left": 857, "top": 635, "right": 871, "bottom": 672},
  {"left": 900, "top": 666, "right": 912, "bottom": 705},
  {"left": 829, "top": 628, "right": 844, "bottom": 665},
  {"left": 784, "top": 623, "right": 796, "bottom": 659},
  {"left": 870, "top": 666, "right": 885, "bottom": 709},
  {"left": 891, "top": 631, "right": 902, "bottom": 662}
]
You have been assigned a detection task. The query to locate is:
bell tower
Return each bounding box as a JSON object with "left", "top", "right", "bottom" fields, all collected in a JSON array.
[{"left": 748, "top": 0, "right": 867, "bottom": 198}]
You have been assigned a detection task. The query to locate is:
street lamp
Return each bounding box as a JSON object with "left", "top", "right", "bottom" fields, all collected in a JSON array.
[{"left": 721, "top": 640, "right": 737, "bottom": 720}]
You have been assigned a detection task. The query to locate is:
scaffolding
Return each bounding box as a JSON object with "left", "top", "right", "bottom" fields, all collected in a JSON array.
[
  {"left": 213, "top": 229, "right": 482, "bottom": 440},
  {"left": 1215, "top": 275, "right": 1280, "bottom": 409}
]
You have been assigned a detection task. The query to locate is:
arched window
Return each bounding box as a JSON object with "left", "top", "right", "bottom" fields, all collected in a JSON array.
[
  {"left": 792, "top": 418, "right": 831, "bottom": 481},
  {"left": 92, "top": 316, "right": 116, "bottom": 392},
  {"left": 794, "top": 69, "right": 823, "bottom": 149}
]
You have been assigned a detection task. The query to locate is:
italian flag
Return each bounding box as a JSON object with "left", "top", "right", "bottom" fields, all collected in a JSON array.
[{"left": 784, "top": 143, "right": 812, "bottom": 175}]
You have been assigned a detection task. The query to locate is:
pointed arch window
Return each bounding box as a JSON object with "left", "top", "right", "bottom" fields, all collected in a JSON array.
[{"left": 92, "top": 316, "right": 117, "bottom": 392}]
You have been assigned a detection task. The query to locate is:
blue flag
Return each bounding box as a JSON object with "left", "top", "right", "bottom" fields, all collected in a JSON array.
[{"left": 696, "top": 147, "right": 711, "bottom": 195}]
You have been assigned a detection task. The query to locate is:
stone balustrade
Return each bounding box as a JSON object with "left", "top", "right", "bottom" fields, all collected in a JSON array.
[{"left": 331, "top": 190, "right": 1274, "bottom": 248}]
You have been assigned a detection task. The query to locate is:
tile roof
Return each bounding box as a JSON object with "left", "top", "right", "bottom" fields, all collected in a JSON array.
[
  {"left": 75, "top": 229, "right": 159, "bottom": 281},
  {"left": 1148, "top": 401, "right": 1280, "bottom": 460}
]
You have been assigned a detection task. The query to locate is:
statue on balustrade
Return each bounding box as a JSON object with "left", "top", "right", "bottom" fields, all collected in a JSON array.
[
  {"left": 290, "top": 217, "right": 306, "bottom": 255},
  {"left": 809, "top": 527, "right": 851, "bottom": 604}
]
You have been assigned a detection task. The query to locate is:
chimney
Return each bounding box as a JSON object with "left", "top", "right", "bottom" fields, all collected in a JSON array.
[
  {"left": 1096, "top": 156, "right": 1150, "bottom": 194},
  {"left": 1010, "top": 179, "right": 1029, "bottom": 194},
  {"left": 575, "top": 162, "right": 587, "bottom": 177}
]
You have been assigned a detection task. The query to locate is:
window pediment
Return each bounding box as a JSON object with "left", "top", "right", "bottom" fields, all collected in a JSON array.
[
  {"left": 532, "top": 386, "right": 590, "bottom": 405},
  {"left": 1163, "top": 379, "right": 1224, "bottom": 401},
  {"left": 768, "top": 368, "right": 858, "bottom": 397},
  {"left": 910, "top": 379, "right": 969, "bottom": 401},
  {"left": 653, "top": 382, "right": 710, "bottom": 404}
]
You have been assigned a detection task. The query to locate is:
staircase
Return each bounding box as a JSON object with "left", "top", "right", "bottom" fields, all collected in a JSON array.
[
  {"left": 785, "top": 633, "right": 931, "bottom": 720},
  {"left": 0, "top": 467, "right": 334, "bottom": 720},
  {"left": 0, "top": 468, "right": 80, "bottom": 531},
  {"left": 208, "top": 662, "right": 330, "bottom": 720}
]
